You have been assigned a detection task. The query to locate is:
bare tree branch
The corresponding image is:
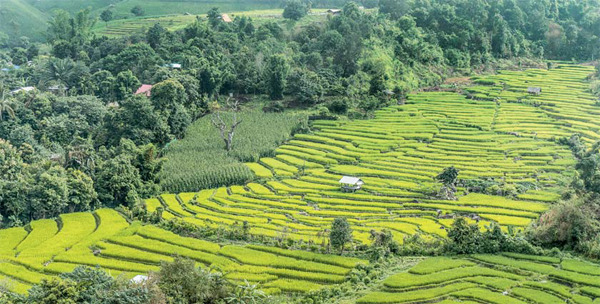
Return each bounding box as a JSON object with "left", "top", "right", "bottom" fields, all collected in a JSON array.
[{"left": 210, "top": 97, "right": 242, "bottom": 151}]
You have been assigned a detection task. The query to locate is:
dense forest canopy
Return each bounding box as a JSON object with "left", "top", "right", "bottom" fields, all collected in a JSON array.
[{"left": 0, "top": 0, "right": 599, "bottom": 227}]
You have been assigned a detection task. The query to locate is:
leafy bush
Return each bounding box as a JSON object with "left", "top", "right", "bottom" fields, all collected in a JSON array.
[
  {"left": 529, "top": 199, "right": 599, "bottom": 252},
  {"left": 287, "top": 68, "right": 323, "bottom": 105},
  {"left": 328, "top": 98, "right": 349, "bottom": 114},
  {"left": 157, "top": 257, "right": 230, "bottom": 304},
  {"left": 446, "top": 218, "right": 537, "bottom": 254},
  {"left": 263, "top": 100, "right": 285, "bottom": 113},
  {"left": 15, "top": 266, "right": 149, "bottom": 304},
  {"left": 366, "top": 229, "right": 399, "bottom": 261}
]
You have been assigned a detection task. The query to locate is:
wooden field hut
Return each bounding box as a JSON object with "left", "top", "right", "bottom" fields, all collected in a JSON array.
[
  {"left": 339, "top": 176, "right": 364, "bottom": 192},
  {"left": 527, "top": 87, "right": 542, "bottom": 95}
]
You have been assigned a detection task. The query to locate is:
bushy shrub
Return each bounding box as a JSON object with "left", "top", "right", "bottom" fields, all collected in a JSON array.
[
  {"left": 590, "top": 80, "right": 600, "bottom": 96},
  {"left": 446, "top": 218, "right": 538, "bottom": 254},
  {"left": 397, "top": 234, "right": 445, "bottom": 256},
  {"left": 286, "top": 68, "right": 323, "bottom": 105},
  {"left": 157, "top": 257, "right": 230, "bottom": 303},
  {"left": 15, "top": 267, "right": 150, "bottom": 304},
  {"left": 528, "top": 199, "right": 599, "bottom": 251},
  {"left": 461, "top": 178, "right": 534, "bottom": 197},
  {"left": 357, "top": 96, "right": 381, "bottom": 114},
  {"left": 327, "top": 98, "right": 349, "bottom": 114},
  {"left": 367, "top": 229, "right": 399, "bottom": 261}
]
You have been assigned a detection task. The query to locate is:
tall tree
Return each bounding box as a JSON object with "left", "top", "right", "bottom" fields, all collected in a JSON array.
[
  {"left": 95, "top": 154, "right": 142, "bottom": 206},
  {"left": 47, "top": 10, "right": 72, "bottom": 42},
  {"left": 151, "top": 79, "right": 187, "bottom": 113},
  {"left": 114, "top": 70, "right": 141, "bottom": 100},
  {"left": 131, "top": 5, "right": 145, "bottom": 16},
  {"left": 378, "top": 0, "right": 410, "bottom": 20},
  {"left": 283, "top": 0, "right": 309, "bottom": 21},
  {"left": 146, "top": 23, "right": 166, "bottom": 50},
  {"left": 100, "top": 9, "right": 113, "bottom": 24},
  {"left": 0, "top": 91, "right": 15, "bottom": 121},
  {"left": 330, "top": 217, "right": 353, "bottom": 254},
  {"left": 265, "top": 54, "right": 289, "bottom": 100},
  {"left": 207, "top": 7, "right": 222, "bottom": 28}
]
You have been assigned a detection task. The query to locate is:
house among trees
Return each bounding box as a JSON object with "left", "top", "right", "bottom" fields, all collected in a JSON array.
[
  {"left": 339, "top": 176, "right": 364, "bottom": 192},
  {"left": 1, "top": 64, "right": 20, "bottom": 72},
  {"left": 9, "top": 86, "right": 35, "bottom": 95},
  {"left": 164, "top": 63, "right": 182, "bottom": 69},
  {"left": 47, "top": 84, "right": 68, "bottom": 94},
  {"left": 135, "top": 84, "right": 153, "bottom": 97},
  {"left": 527, "top": 87, "right": 542, "bottom": 95},
  {"left": 327, "top": 9, "right": 342, "bottom": 16},
  {"left": 220, "top": 13, "right": 232, "bottom": 23}
]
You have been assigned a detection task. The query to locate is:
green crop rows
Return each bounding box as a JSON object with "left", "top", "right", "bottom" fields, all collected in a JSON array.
[
  {"left": 0, "top": 209, "right": 366, "bottom": 294},
  {"left": 357, "top": 254, "right": 600, "bottom": 304},
  {"left": 160, "top": 109, "right": 304, "bottom": 192}
]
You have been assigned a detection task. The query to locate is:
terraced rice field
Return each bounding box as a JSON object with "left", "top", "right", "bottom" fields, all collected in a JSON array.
[
  {"left": 146, "top": 65, "right": 597, "bottom": 245},
  {"left": 470, "top": 65, "right": 599, "bottom": 143},
  {"left": 0, "top": 209, "right": 365, "bottom": 294},
  {"left": 93, "top": 9, "right": 330, "bottom": 37},
  {"left": 95, "top": 15, "right": 198, "bottom": 37},
  {"left": 357, "top": 254, "right": 600, "bottom": 304}
]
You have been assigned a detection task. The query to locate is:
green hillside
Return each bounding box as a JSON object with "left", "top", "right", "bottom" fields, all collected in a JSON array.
[
  {"left": 26, "top": 0, "right": 283, "bottom": 17},
  {"left": 5, "top": 0, "right": 286, "bottom": 40},
  {"left": 25, "top": 0, "right": 118, "bottom": 13},
  {"left": 0, "top": 0, "right": 48, "bottom": 40},
  {"left": 106, "top": 0, "right": 282, "bottom": 17}
]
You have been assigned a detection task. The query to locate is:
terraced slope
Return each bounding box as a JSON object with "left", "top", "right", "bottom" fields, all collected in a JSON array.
[
  {"left": 357, "top": 254, "right": 600, "bottom": 304},
  {"left": 471, "top": 65, "right": 598, "bottom": 143},
  {"left": 148, "top": 189, "right": 547, "bottom": 245},
  {"left": 146, "top": 65, "right": 597, "bottom": 244},
  {"left": 0, "top": 209, "right": 365, "bottom": 294}
]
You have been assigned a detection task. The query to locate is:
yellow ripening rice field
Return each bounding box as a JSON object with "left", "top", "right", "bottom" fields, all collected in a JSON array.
[
  {"left": 358, "top": 253, "right": 600, "bottom": 304},
  {"left": 0, "top": 209, "right": 366, "bottom": 294}
]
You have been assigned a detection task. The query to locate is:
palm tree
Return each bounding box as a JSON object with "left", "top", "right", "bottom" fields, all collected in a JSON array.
[
  {"left": 0, "top": 90, "right": 16, "bottom": 121},
  {"left": 40, "top": 58, "right": 76, "bottom": 91}
]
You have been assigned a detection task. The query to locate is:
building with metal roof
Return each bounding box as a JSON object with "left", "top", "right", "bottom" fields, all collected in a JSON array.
[{"left": 339, "top": 176, "right": 364, "bottom": 192}]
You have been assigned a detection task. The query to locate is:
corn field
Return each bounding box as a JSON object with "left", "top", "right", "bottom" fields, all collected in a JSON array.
[{"left": 160, "top": 110, "right": 306, "bottom": 192}]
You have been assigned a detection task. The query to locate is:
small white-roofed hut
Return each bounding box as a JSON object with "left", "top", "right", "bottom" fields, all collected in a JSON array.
[
  {"left": 339, "top": 176, "right": 364, "bottom": 192},
  {"left": 527, "top": 87, "right": 542, "bottom": 95}
]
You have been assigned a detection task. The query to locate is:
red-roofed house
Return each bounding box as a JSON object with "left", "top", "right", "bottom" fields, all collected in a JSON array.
[{"left": 135, "top": 84, "right": 153, "bottom": 97}]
